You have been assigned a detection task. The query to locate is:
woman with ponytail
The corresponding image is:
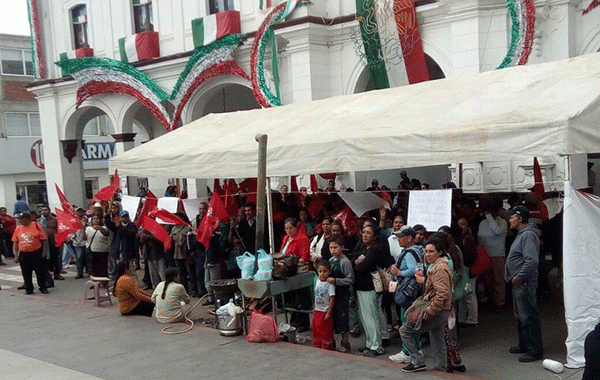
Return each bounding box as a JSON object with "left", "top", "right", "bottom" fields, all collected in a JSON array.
[
  {"left": 114, "top": 260, "right": 154, "bottom": 316},
  {"left": 152, "top": 267, "right": 191, "bottom": 323}
]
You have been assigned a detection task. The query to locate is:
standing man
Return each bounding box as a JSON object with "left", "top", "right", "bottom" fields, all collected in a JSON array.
[
  {"left": 191, "top": 202, "right": 208, "bottom": 297},
  {"left": 13, "top": 194, "right": 30, "bottom": 216},
  {"left": 505, "top": 206, "right": 543, "bottom": 362},
  {"left": 0, "top": 207, "right": 16, "bottom": 265},
  {"left": 40, "top": 205, "right": 63, "bottom": 281},
  {"left": 12, "top": 212, "right": 49, "bottom": 294}
]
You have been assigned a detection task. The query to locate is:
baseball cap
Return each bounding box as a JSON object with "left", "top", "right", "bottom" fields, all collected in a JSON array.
[
  {"left": 510, "top": 206, "right": 530, "bottom": 221},
  {"left": 394, "top": 225, "right": 415, "bottom": 237},
  {"left": 119, "top": 210, "right": 129, "bottom": 217}
]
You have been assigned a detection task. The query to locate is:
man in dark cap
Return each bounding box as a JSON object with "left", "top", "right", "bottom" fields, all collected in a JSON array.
[{"left": 505, "top": 206, "right": 543, "bottom": 362}]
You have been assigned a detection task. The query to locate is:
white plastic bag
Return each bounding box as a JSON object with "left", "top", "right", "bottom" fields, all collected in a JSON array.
[
  {"left": 257, "top": 249, "right": 273, "bottom": 271},
  {"left": 254, "top": 269, "right": 272, "bottom": 281}
]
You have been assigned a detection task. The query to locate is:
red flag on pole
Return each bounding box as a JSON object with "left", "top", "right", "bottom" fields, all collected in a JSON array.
[
  {"left": 224, "top": 179, "right": 239, "bottom": 217},
  {"left": 141, "top": 215, "right": 172, "bottom": 251},
  {"left": 213, "top": 178, "right": 223, "bottom": 196},
  {"left": 54, "top": 208, "right": 83, "bottom": 247},
  {"left": 112, "top": 169, "right": 120, "bottom": 189},
  {"left": 532, "top": 157, "right": 549, "bottom": 220},
  {"left": 307, "top": 195, "right": 323, "bottom": 218},
  {"left": 134, "top": 192, "right": 158, "bottom": 228},
  {"left": 196, "top": 193, "right": 228, "bottom": 249},
  {"left": 55, "top": 184, "right": 76, "bottom": 216},
  {"left": 332, "top": 207, "right": 358, "bottom": 237},
  {"left": 93, "top": 185, "right": 117, "bottom": 202},
  {"left": 239, "top": 178, "right": 257, "bottom": 203},
  {"left": 148, "top": 208, "right": 189, "bottom": 226}
]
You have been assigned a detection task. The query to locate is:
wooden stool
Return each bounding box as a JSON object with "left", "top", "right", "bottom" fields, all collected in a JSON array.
[{"left": 84, "top": 276, "right": 112, "bottom": 307}]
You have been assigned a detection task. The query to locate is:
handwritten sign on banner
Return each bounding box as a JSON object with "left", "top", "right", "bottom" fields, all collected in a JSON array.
[{"left": 406, "top": 189, "right": 452, "bottom": 232}]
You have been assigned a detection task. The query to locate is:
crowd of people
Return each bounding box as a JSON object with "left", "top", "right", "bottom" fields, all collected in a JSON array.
[{"left": 0, "top": 172, "right": 565, "bottom": 373}]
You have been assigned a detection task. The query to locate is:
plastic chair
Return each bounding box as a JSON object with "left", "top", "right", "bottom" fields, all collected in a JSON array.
[{"left": 84, "top": 276, "right": 112, "bottom": 307}]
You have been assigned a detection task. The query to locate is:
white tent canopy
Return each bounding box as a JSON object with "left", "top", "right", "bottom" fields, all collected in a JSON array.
[{"left": 110, "top": 52, "right": 600, "bottom": 179}]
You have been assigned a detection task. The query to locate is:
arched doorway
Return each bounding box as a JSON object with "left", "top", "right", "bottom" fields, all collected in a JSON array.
[
  {"left": 354, "top": 53, "right": 446, "bottom": 93},
  {"left": 191, "top": 83, "right": 260, "bottom": 119}
]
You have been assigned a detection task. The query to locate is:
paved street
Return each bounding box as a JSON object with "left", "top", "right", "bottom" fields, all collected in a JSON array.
[{"left": 0, "top": 262, "right": 585, "bottom": 380}]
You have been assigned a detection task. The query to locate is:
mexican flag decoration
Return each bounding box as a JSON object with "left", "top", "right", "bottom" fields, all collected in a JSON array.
[
  {"left": 191, "top": 11, "right": 241, "bottom": 49},
  {"left": 118, "top": 31, "right": 160, "bottom": 63}
]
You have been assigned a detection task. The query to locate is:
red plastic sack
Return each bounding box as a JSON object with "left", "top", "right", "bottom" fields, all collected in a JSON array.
[
  {"left": 469, "top": 244, "right": 492, "bottom": 277},
  {"left": 247, "top": 311, "right": 279, "bottom": 343}
]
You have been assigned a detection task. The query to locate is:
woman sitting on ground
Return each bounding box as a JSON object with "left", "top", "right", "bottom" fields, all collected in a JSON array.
[
  {"left": 114, "top": 261, "right": 154, "bottom": 316},
  {"left": 152, "top": 267, "right": 191, "bottom": 324}
]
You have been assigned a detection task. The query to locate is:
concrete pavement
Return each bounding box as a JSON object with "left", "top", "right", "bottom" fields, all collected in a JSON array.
[{"left": 0, "top": 261, "right": 585, "bottom": 380}]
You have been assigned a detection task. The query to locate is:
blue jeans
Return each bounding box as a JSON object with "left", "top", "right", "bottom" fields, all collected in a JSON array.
[{"left": 512, "top": 278, "right": 543, "bottom": 356}]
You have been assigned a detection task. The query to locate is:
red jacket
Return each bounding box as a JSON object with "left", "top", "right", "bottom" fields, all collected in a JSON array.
[
  {"left": 280, "top": 233, "right": 310, "bottom": 262},
  {"left": 0, "top": 214, "right": 16, "bottom": 235}
]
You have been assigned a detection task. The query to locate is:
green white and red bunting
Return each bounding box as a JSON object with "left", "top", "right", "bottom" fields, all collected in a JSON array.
[
  {"left": 583, "top": 0, "right": 600, "bottom": 14},
  {"left": 497, "top": 0, "right": 536, "bottom": 69},
  {"left": 259, "top": 0, "right": 272, "bottom": 12},
  {"left": 55, "top": 34, "right": 247, "bottom": 131},
  {"left": 26, "top": 0, "right": 45, "bottom": 79},
  {"left": 59, "top": 50, "right": 92, "bottom": 60},
  {"left": 118, "top": 31, "right": 159, "bottom": 63},
  {"left": 250, "top": 0, "right": 310, "bottom": 108},
  {"left": 191, "top": 11, "right": 241, "bottom": 48}
]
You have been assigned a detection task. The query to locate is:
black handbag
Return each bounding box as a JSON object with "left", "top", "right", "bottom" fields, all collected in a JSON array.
[{"left": 393, "top": 249, "right": 423, "bottom": 309}]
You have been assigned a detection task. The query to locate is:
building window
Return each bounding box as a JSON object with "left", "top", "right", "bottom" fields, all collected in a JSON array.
[
  {"left": 0, "top": 48, "right": 33, "bottom": 76},
  {"left": 16, "top": 182, "right": 48, "bottom": 210},
  {"left": 72, "top": 4, "right": 89, "bottom": 49},
  {"left": 5, "top": 112, "right": 41, "bottom": 137},
  {"left": 208, "top": 0, "right": 234, "bottom": 15},
  {"left": 133, "top": 0, "right": 153, "bottom": 33}
]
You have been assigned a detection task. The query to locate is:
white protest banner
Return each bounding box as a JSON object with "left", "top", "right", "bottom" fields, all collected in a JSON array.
[
  {"left": 120, "top": 195, "right": 141, "bottom": 220},
  {"left": 155, "top": 197, "right": 180, "bottom": 224},
  {"left": 406, "top": 189, "right": 452, "bottom": 231},
  {"left": 338, "top": 192, "right": 390, "bottom": 217},
  {"left": 182, "top": 198, "right": 209, "bottom": 223}
]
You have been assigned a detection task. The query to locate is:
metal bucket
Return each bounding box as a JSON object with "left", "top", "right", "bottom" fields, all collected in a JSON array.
[{"left": 218, "top": 312, "right": 243, "bottom": 336}]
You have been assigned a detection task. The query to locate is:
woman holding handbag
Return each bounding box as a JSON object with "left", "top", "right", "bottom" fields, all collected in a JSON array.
[
  {"left": 353, "top": 224, "right": 394, "bottom": 358},
  {"left": 400, "top": 235, "right": 453, "bottom": 373},
  {"left": 85, "top": 214, "right": 111, "bottom": 278}
]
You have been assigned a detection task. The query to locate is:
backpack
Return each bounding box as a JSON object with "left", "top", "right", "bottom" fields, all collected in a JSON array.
[{"left": 393, "top": 249, "right": 423, "bottom": 309}]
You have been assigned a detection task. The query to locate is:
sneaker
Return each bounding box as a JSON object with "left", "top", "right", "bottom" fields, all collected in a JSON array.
[
  {"left": 402, "top": 363, "right": 426, "bottom": 373},
  {"left": 509, "top": 346, "right": 527, "bottom": 354},
  {"left": 518, "top": 353, "right": 542, "bottom": 363},
  {"left": 357, "top": 346, "right": 370, "bottom": 353},
  {"left": 450, "top": 364, "right": 466, "bottom": 373},
  {"left": 389, "top": 351, "right": 412, "bottom": 363},
  {"left": 338, "top": 341, "right": 351, "bottom": 353},
  {"left": 363, "top": 348, "right": 385, "bottom": 357}
]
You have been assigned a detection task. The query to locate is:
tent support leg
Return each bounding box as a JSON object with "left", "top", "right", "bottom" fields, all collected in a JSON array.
[
  {"left": 266, "top": 177, "right": 275, "bottom": 254},
  {"left": 254, "top": 134, "right": 268, "bottom": 274}
]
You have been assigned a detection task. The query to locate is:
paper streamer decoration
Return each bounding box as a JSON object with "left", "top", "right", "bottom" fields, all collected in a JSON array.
[
  {"left": 55, "top": 34, "right": 248, "bottom": 131},
  {"left": 26, "top": 0, "right": 45, "bottom": 79},
  {"left": 250, "top": 0, "right": 310, "bottom": 108},
  {"left": 497, "top": 0, "right": 536, "bottom": 69}
]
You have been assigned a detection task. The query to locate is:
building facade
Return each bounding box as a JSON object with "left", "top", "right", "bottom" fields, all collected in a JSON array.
[{"left": 25, "top": 0, "right": 600, "bottom": 210}]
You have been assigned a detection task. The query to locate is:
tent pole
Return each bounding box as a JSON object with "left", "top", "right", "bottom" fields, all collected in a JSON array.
[
  {"left": 564, "top": 155, "right": 571, "bottom": 183},
  {"left": 266, "top": 177, "right": 275, "bottom": 254},
  {"left": 254, "top": 134, "right": 268, "bottom": 274}
]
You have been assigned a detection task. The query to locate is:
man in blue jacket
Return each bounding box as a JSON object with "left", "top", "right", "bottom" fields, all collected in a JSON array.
[{"left": 505, "top": 206, "right": 543, "bottom": 362}]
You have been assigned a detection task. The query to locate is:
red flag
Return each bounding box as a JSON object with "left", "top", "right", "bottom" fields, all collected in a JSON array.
[
  {"left": 148, "top": 208, "right": 189, "bottom": 226},
  {"left": 213, "top": 178, "right": 223, "bottom": 196},
  {"left": 55, "top": 208, "right": 83, "bottom": 247},
  {"left": 141, "top": 215, "right": 171, "bottom": 251},
  {"left": 310, "top": 174, "right": 319, "bottom": 193},
  {"left": 239, "top": 178, "right": 257, "bottom": 203},
  {"left": 307, "top": 195, "right": 323, "bottom": 218},
  {"left": 196, "top": 193, "right": 228, "bottom": 249},
  {"left": 112, "top": 169, "right": 120, "bottom": 189},
  {"left": 532, "top": 157, "right": 549, "bottom": 220},
  {"left": 93, "top": 185, "right": 117, "bottom": 202},
  {"left": 224, "top": 179, "right": 239, "bottom": 217},
  {"left": 134, "top": 192, "right": 158, "bottom": 228},
  {"left": 332, "top": 207, "right": 358, "bottom": 237},
  {"left": 290, "top": 176, "right": 299, "bottom": 193},
  {"left": 55, "top": 184, "right": 76, "bottom": 216}
]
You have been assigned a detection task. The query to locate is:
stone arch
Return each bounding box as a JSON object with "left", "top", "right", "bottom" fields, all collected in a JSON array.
[
  {"left": 119, "top": 97, "right": 174, "bottom": 141},
  {"left": 63, "top": 101, "right": 114, "bottom": 141},
  {"left": 183, "top": 76, "right": 258, "bottom": 124},
  {"left": 579, "top": 24, "right": 600, "bottom": 55}
]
